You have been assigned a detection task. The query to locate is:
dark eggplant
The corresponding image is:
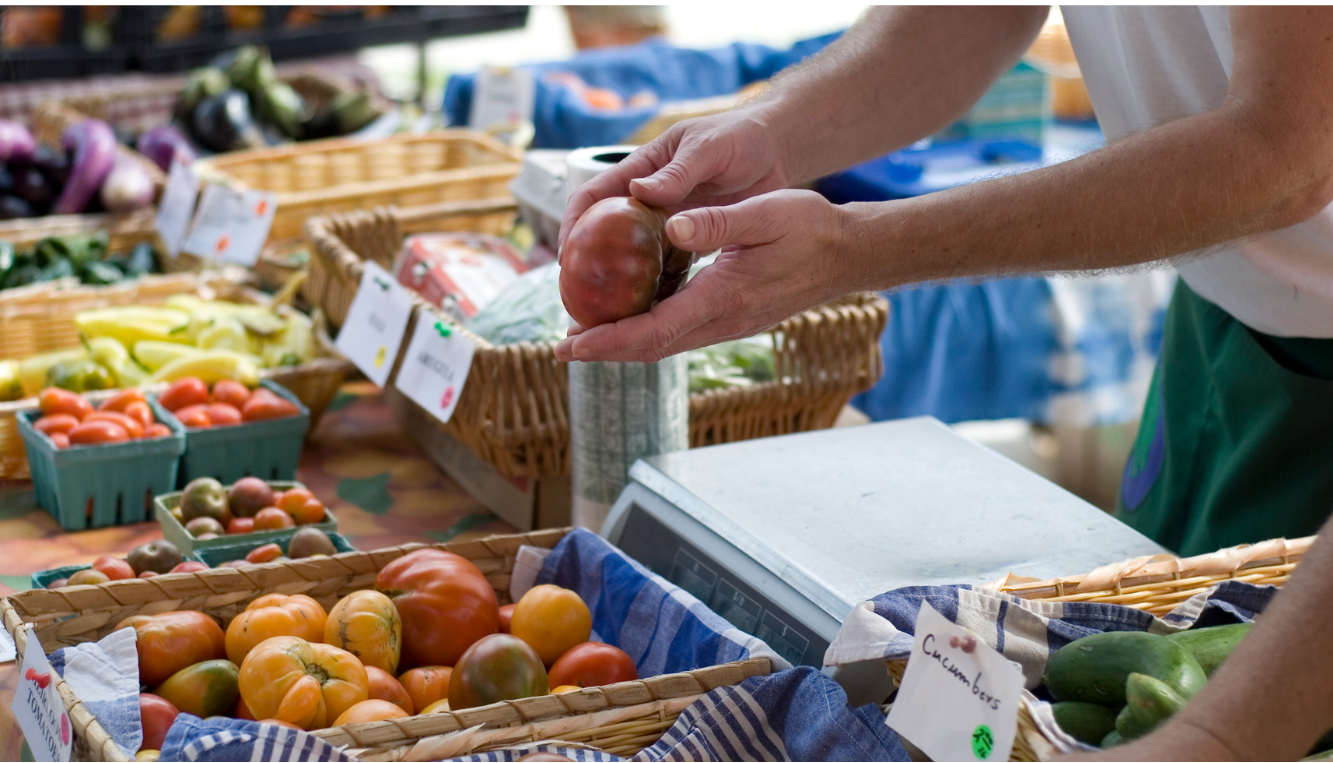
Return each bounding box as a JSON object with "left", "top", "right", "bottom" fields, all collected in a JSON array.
[
  {"left": 112, "top": 124, "right": 139, "bottom": 149},
  {"left": 0, "top": 165, "right": 14, "bottom": 196},
  {"left": 191, "top": 90, "right": 265, "bottom": 152},
  {"left": 0, "top": 195, "right": 33, "bottom": 220},
  {"left": 177, "top": 67, "right": 231, "bottom": 122},
  {"left": 137, "top": 124, "right": 198, "bottom": 172},
  {"left": 28, "top": 144, "right": 71, "bottom": 188},
  {"left": 12, "top": 167, "right": 55, "bottom": 207}
]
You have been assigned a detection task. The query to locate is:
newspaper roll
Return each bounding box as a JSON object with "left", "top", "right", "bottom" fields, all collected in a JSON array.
[{"left": 564, "top": 147, "right": 690, "bottom": 530}]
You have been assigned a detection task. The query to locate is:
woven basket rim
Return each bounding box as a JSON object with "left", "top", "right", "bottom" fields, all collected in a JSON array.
[{"left": 200, "top": 129, "right": 524, "bottom": 172}]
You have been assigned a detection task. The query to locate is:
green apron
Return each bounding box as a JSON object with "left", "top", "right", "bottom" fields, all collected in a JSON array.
[{"left": 1116, "top": 279, "right": 1333, "bottom": 556}]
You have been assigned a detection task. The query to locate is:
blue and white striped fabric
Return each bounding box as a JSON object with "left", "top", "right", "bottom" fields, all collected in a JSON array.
[
  {"left": 536, "top": 528, "right": 790, "bottom": 676},
  {"left": 47, "top": 627, "right": 141, "bottom": 758},
  {"left": 160, "top": 715, "right": 352, "bottom": 762}
]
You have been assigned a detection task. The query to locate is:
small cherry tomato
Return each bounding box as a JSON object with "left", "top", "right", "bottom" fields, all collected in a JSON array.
[
  {"left": 205, "top": 403, "right": 242, "bottom": 426},
  {"left": 169, "top": 561, "right": 209, "bottom": 574},
  {"left": 245, "top": 543, "right": 284, "bottom": 564},
  {"left": 211, "top": 380, "right": 251, "bottom": 408},
  {"left": 227, "top": 517, "right": 255, "bottom": 534},
  {"left": 143, "top": 423, "right": 172, "bottom": 438},
  {"left": 84, "top": 411, "right": 145, "bottom": 439},
  {"left": 288, "top": 497, "right": 326, "bottom": 526},
  {"left": 98, "top": 388, "right": 146, "bottom": 413},
  {"left": 123, "top": 400, "right": 155, "bottom": 428},
  {"left": 69, "top": 420, "right": 129, "bottom": 446},
  {"left": 159, "top": 377, "right": 209, "bottom": 413},
  {"left": 241, "top": 389, "right": 299, "bottom": 422},
  {"left": 39, "top": 387, "right": 93, "bottom": 419},
  {"left": 91, "top": 556, "right": 134, "bottom": 581},
  {"left": 34, "top": 414, "right": 80, "bottom": 436},
  {"left": 50, "top": 432, "right": 70, "bottom": 449},
  {"left": 254, "top": 507, "right": 295, "bottom": 531},
  {"left": 174, "top": 404, "right": 212, "bottom": 429},
  {"left": 276, "top": 488, "right": 315, "bottom": 514}
]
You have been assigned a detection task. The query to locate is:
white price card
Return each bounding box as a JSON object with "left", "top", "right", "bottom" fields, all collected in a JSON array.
[
  {"left": 335, "top": 261, "right": 414, "bottom": 387},
  {"left": 181, "top": 183, "right": 276, "bottom": 267},
  {"left": 886, "top": 603, "right": 1023, "bottom": 762},
  {"left": 155, "top": 158, "right": 200, "bottom": 258},
  {"left": 12, "top": 625, "right": 73, "bottom": 762},
  {"left": 469, "top": 66, "right": 536, "bottom": 131},
  {"left": 393, "top": 317, "right": 475, "bottom": 425},
  {"left": 0, "top": 625, "right": 14, "bottom": 663}
]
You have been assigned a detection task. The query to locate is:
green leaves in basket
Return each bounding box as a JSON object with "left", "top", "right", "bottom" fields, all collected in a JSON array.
[{"left": 336, "top": 472, "right": 394, "bottom": 515}]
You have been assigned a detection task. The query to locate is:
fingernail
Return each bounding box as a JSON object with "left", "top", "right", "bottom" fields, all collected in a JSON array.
[
  {"left": 668, "top": 215, "right": 695, "bottom": 242},
  {"left": 556, "top": 338, "right": 574, "bottom": 358},
  {"left": 636, "top": 177, "right": 662, "bottom": 192}
]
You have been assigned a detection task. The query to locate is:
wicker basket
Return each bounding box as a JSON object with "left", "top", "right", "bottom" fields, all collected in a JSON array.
[
  {"left": 0, "top": 528, "right": 771, "bottom": 762},
  {"left": 304, "top": 203, "right": 888, "bottom": 480},
  {"left": 883, "top": 535, "right": 1315, "bottom": 761}
]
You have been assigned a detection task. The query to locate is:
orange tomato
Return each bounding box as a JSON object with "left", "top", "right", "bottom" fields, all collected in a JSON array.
[
  {"left": 159, "top": 377, "right": 209, "bottom": 413},
  {"left": 324, "top": 590, "right": 402, "bottom": 674},
  {"left": 143, "top": 423, "right": 172, "bottom": 438},
  {"left": 242, "top": 389, "right": 299, "bottom": 422},
  {"left": 205, "top": 403, "right": 242, "bottom": 426},
  {"left": 421, "top": 698, "right": 451, "bottom": 713},
  {"left": 510, "top": 585, "right": 592, "bottom": 665},
  {"left": 399, "top": 666, "right": 452, "bottom": 714},
  {"left": 364, "top": 666, "right": 414, "bottom": 715},
  {"left": 551, "top": 685, "right": 581, "bottom": 694},
  {"left": 227, "top": 517, "right": 255, "bottom": 534},
  {"left": 289, "top": 497, "right": 326, "bottom": 526},
  {"left": 50, "top": 432, "right": 70, "bottom": 449},
  {"left": 238, "top": 636, "right": 368, "bottom": 730},
  {"left": 123, "top": 400, "right": 154, "bottom": 429},
  {"left": 39, "top": 388, "right": 92, "bottom": 419},
  {"left": 254, "top": 507, "right": 295, "bottom": 531},
  {"left": 236, "top": 695, "right": 256, "bottom": 720},
  {"left": 498, "top": 604, "right": 515, "bottom": 634},
  {"left": 174, "top": 404, "right": 212, "bottom": 429},
  {"left": 91, "top": 556, "right": 134, "bottom": 581},
  {"left": 212, "top": 380, "right": 251, "bottom": 408},
  {"left": 84, "top": 411, "right": 145, "bottom": 439},
  {"left": 259, "top": 718, "right": 303, "bottom": 730},
  {"left": 332, "top": 698, "right": 408, "bottom": 726},
  {"left": 276, "top": 488, "right": 315, "bottom": 513},
  {"left": 547, "top": 643, "right": 638, "bottom": 689},
  {"left": 115, "top": 611, "right": 227, "bottom": 687},
  {"left": 245, "top": 543, "right": 283, "bottom": 563},
  {"left": 225, "top": 593, "right": 328, "bottom": 665},
  {"left": 98, "top": 388, "right": 145, "bottom": 413},
  {"left": 34, "top": 414, "right": 79, "bottom": 436},
  {"left": 69, "top": 420, "right": 129, "bottom": 445}
]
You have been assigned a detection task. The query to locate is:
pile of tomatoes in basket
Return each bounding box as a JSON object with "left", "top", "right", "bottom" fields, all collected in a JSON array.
[
  {"left": 158, "top": 377, "right": 299, "bottom": 428},
  {"left": 126, "top": 549, "right": 637, "bottom": 758},
  {"left": 32, "top": 388, "right": 172, "bottom": 448}
]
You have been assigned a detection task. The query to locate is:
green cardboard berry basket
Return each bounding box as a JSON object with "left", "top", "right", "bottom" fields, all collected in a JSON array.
[
  {"left": 17, "top": 396, "right": 187, "bottom": 531},
  {"left": 165, "top": 379, "right": 311, "bottom": 489},
  {"left": 153, "top": 479, "right": 338, "bottom": 557},
  {"left": 189, "top": 530, "right": 356, "bottom": 566},
  {"left": 30, "top": 563, "right": 92, "bottom": 591}
]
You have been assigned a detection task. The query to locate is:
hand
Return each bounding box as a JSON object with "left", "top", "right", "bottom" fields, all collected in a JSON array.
[
  {"left": 554, "top": 190, "right": 858, "bottom": 363},
  {"left": 558, "top": 107, "right": 793, "bottom": 253},
  {"left": 1058, "top": 719, "right": 1241, "bottom": 763}
]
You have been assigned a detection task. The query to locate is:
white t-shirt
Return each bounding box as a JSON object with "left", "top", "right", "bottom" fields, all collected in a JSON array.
[{"left": 1062, "top": 5, "right": 1333, "bottom": 337}]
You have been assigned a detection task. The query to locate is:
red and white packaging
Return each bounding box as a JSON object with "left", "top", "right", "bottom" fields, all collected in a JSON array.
[{"left": 393, "top": 233, "right": 529, "bottom": 321}]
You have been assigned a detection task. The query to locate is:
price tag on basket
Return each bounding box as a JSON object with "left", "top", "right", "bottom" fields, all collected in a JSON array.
[
  {"left": 336, "top": 261, "right": 415, "bottom": 387},
  {"left": 470, "top": 66, "right": 536, "bottom": 132},
  {"left": 886, "top": 603, "right": 1022, "bottom": 762},
  {"left": 155, "top": 157, "right": 200, "bottom": 258},
  {"left": 181, "top": 183, "right": 277, "bottom": 267},
  {"left": 393, "top": 317, "right": 475, "bottom": 425},
  {"left": 0, "top": 626, "right": 14, "bottom": 663},
  {"left": 12, "top": 625, "right": 73, "bottom": 762}
]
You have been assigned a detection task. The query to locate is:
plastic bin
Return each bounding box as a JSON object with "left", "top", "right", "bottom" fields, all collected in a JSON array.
[
  {"left": 190, "top": 531, "right": 355, "bottom": 566},
  {"left": 154, "top": 479, "right": 337, "bottom": 558},
  {"left": 169, "top": 379, "right": 310, "bottom": 488},
  {"left": 17, "top": 396, "right": 186, "bottom": 531}
]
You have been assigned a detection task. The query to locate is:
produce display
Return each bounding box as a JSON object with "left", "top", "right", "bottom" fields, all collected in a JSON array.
[
  {"left": 31, "top": 387, "right": 172, "bottom": 449},
  {"left": 0, "top": 234, "right": 160, "bottom": 291},
  {"left": 159, "top": 377, "right": 301, "bottom": 429},
  {"left": 0, "top": 120, "right": 155, "bottom": 220},
  {"left": 171, "top": 478, "right": 329, "bottom": 539}
]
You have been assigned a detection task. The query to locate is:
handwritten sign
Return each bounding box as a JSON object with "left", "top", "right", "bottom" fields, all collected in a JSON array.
[
  {"left": 155, "top": 158, "right": 200, "bottom": 257},
  {"left": 181, "top": 184, "right": 276, "bottom": 267},
  {"left": 335, "top": 261, "right": 414, "bottom": 387},
  {"left": 886, "top": 603, "right": 1022, "bottom": 762},
  {"left": 470, "top": 66, "right": 536, "bottom": 132},
  {"left": 12, "top": 625, "right": 73, "bottom": 762},
  {"left": 393, "top": 317, "right": 475, "bottom": 425}
]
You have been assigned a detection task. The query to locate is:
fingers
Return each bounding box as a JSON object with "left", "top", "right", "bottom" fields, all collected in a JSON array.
[
  {"left": 664, "top": 196, "right": 780, "bottom": 252},
  {"left": 558, "top": 139, "right": 676, "bottom": 251},
  {"left": 554, "top": 280, "right": 730, "bottom": 362}
]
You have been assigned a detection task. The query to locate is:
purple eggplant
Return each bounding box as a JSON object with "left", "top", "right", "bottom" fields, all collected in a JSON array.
[
  {"left": 136, "top": 124, "right": 197, "bottom": 173},
  {"left": 12, "top": 167, "right": 54, "bottom": 209},
  {"left": 99, "top": 157, "right": 155, "bottom": 213},
  {"left": 52, "top": 120, "right": 116, "bottom": 215},
  {"left": 0, "top": 121, "right": 36, "bottom": 164}
]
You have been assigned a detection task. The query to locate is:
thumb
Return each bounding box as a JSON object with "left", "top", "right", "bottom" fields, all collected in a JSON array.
[{"left": 665, "top": 199, "right": 777, "bottom": 252}]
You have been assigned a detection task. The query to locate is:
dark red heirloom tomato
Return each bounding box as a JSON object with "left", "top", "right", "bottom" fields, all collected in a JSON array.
[{"left": 559, "top": 197, "right": 696, "bottom": 328}]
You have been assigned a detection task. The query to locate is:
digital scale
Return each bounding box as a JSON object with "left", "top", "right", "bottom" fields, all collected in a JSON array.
[{"left": 602, "top": 417, "right": 1168, "bottom": 702}]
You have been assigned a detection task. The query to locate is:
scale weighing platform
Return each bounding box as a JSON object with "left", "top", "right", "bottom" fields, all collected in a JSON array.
[{"left": 602, "top": 417, "right": 1167, "bottom": 693}]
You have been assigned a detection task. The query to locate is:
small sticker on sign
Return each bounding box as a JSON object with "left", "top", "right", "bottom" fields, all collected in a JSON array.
[
  {"left": 393, "top": 316, "right": 475, "bottom": 425},
  {"left": 155, "top": 158, "right": 200, "bottom": 257},
  {"left": 335, "top": 261, "right": 415, "bottom": 387},
  {"left": 12, "top": 625, "right": 73, "bottom": 762}
]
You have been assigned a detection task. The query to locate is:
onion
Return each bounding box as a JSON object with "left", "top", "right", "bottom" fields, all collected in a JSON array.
[
  {"left": 53, "top": 120, "right": 116, "bottom": 215},
  {"left": 0, "top": 121, "right": 36, "bottom": 164},
  {"left": 99, "top": 157, "right": 155, "bottom": 213}
]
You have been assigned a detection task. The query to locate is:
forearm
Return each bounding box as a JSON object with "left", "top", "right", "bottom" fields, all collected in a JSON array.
[{"left": 751, "top": 5, "right": 1048, "bottom": 184}]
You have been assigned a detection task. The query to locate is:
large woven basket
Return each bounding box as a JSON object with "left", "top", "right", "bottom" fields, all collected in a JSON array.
[
  {"left": 304, "top": 203, "right": 889, "bottom": 480},
  {"left": 0, "top": 528, "right": 771, "bottom": 762},
  {"left": 883, "top": 535, "right": 1314, "bottom": 761}
]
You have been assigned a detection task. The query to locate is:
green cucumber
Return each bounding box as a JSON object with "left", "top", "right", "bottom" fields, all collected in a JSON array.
[
  {"left": 1122, "top": 672, "right": 1188, "bottom": 739},
  {"left": 1166, "top": 622, "right": 1254, "bottom": 676},
  {"left": 1051, "top": 702, "right": 1120, "bottom": 746},
  {"left": 1101, "top": 730, "right": 1124, "bottom": 749},
  {"left": 1044, "top": 631, "right": 1206, "bottom": 706}
]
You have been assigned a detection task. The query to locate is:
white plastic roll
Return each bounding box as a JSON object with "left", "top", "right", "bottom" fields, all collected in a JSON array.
[{"left": 564, "top": 146, "right": 640, "bottom": 202}]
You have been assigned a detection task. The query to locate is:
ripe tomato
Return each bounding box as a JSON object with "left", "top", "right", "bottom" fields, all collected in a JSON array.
[
  {"left": 241, "top": 389, "right": 299, "bottom": 422},
  {"left": 547, "top": 643, "right": 638, "bottom": 689},
  {"left": 254, "top": 507, "right": 295, "bottom": 531},
  {"left": 69, "top": 420, "right": 129, "bottom": 445},
  {"left": 115, "top": 611, "right": 227, "bottom": 687},
  {"left": 159, "top": 377, "right": 209, "bottom": 413},
  {"left": 39, "top": 387, "right": 92, "bottom": 419},
  {"left": 91, "top": 556, "right": 134, "bottom": 581},
  {"left": 49, "top": 432, "right": 70, "bottom": 449},
  {"left": 123, "top": 400, "right": 155, "bottom": 429},
  {"left": 289, "top": 497, "right": 326, "bottom": 526},
  {"left": 324, "top": 590, "right": 402, "bottom": 674},
  {"left": 142, "top": 423, "right": 172, "bottom": 438},
  {"left": 236, "top": 696, "right": 256, "bottom": 720},
  {"left": 154, "top": 659, "right": 240, "bottom": 718},
  {"left": 364, "top": 666, "right": 414, "bottom": 715},
  {"left": 333, "top": 699, "right": 408, "bottom": 726},
  {"left": 498, "top": 604, "right": 515, "bottom": 634},
  {"left": 98, "top": 388, "right": 146, "bottom": 413},
  {"left": 138, "top": 693, "right": 178, "bottom": 752},
  {"left": 67, "top": 569, "right": 110, "bottom": 586},
  {"left": 448, "top": 634, "right": 549, "bottom": 711},
  {"left": 276, "top": 488, "right": 315, "bottom": 513},
  {"left": 205, "top": 403, "right": 242, "bottom": 426},
  {"left": 84, "top": 411, "right": 145, "bottom": 439},
  {"left": 259, "top": 719, "right": 302, "bottom": 730},
  {"left": 375, "top": 549, "right": 499, "bottom": 669},
  {"left": 551, "top": 685, "right": 581, "bottom": 695},
  {"left": 212, "top": 380, "right": 251, "bottom": 408},
  {"left": 510, "top": 585, "right": 592, "bottom": 665},
  {"left": 173, "top": 404, "right": 212, "bottom": 429},
  {"left": 34, "top": 414, "right": 79, "bottom": 436},
  {"left": 225, "top": 593, "right": 328, "bottom": 665},
  {"left": 238, "top": 636, "right": 368, "bottom": 730},
  {"left": 245, "top": 543, "right": 283, "bottom": 563},
  {"left": 227, "top": 517, "right": 255, "bottom": 534},
  {"left": 168, "top": 561, "right": 209, "bottom": 574},
  {"left": 138, "top": 571, "right": 157, "bottom": 579},
  {"left": 398, "top": 666, "right": 451, "bottom": 714},
  {"left": 421, "top": 698, "right": 451, "bottom": 713}
]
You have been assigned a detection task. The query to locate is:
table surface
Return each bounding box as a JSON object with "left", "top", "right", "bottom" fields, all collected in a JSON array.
[{"left": 0, "top": 383, "right": 514, "bottom": 760}]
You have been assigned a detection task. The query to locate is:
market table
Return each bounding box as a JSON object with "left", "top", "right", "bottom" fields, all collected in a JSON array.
[{"left": 0, "top": 382, "right": 516, "bottom": 760}]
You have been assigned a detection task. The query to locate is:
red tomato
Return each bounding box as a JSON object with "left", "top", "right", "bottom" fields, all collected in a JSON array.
[
  {"left": 138, "top": 693, "right": 179, "bottom": 752},
  {"left": 84, "top": 411, "right": 145, "bottom": 439},
  {"left": 498, "top": 604, "right": 515, "bottom": 634},
  {"left": 375, "top": 549, "right": 500, "bottom": 669},
  {"left": 245, "top": 543, "right": 284, "bottom": 564},
  {"left": 241, "top": 390, "right": 299, "bottom": 422},
  {"left": 91, "top": 556, "right": 134, "bottom": 581},
  {"left": 173, "top": 404, "right": 212, "bottom": 429},
  {"left": 205, "top": 403, "right": 242, "bottom": 426},
  {"left": 159, "top": 377, "right": 209, "bottom": 413},
  {"left": 169, "top": 561, "right": 209, "bottom": 574},
  {"left": 227, "top": 517, "right": 255, "bottom": 534},
  {"left": 114, "top": 611, "right": 227, "bottom": 687},
  {"left": 34, "top": 414, "right": 80, "bottom": 436},
  {"left": 50, "top": 432, "right": 70, "bottom": 449},
  {"left": 123, "top": 400, "right": 155, "bottom": 428},
  {"left": 547, "top": 643, "right": 638, "bottom": 689},
  {"left": 98, "top": 389, "right": 145, "bottom": 413},
  {"left": 138, "top": 570, "right": 158, "bottom": 579},
  {"left": 254, "top": 507, "right": 295, "bottom": 531},
  {"left": 211, "top": 380, "right": 251, "bottom": 408},
  {"left": 39, "top": 388, "right": 93, "bottom": 419},
  {"left": 447, "top": 634, "right": 549, "bottom": 710},
  {"left": 69, "top": 420, "right": 129, "bottom": 445},
  {"left": 143, "top": 423, "right": 172, "bottom": 438}
]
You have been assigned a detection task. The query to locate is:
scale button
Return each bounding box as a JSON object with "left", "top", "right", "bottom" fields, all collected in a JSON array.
[
  {"left": 756, "top": 611, "right": 810, "bottom": 666},
  {"left": 708, "top": 579, "right": 761, "bottom": 634},
  {"left": 669, "top": 548, "right": 717, "bottom": 602}
]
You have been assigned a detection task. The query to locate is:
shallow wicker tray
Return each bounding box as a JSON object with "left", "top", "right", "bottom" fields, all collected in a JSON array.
[
  {"left": 304, "top": 202, "right": 888, "bottom": 480},
  {"left": 0, "top": 528, "right": 771, "bottom": 762},
  {"left": 883, "top": 535, "right": 1314, "bottom": 761}
]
